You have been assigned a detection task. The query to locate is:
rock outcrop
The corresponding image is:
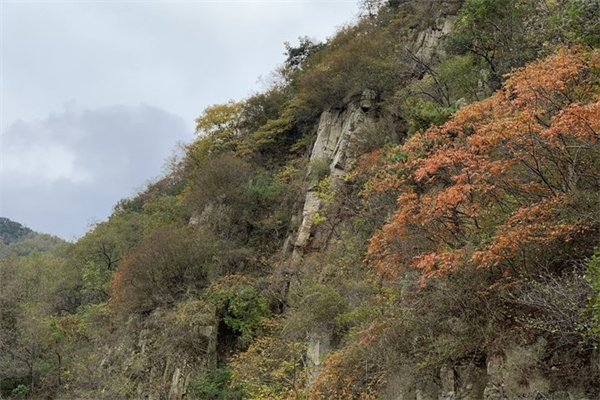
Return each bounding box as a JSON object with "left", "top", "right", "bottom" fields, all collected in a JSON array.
[
  {"left": 281, "top": 3, "right": 594, "bottom": 399},
  {"left": 380, "top": 339, "right": 592, "bottom": 400},
  {"left": 132, "top": 302, "right": 218, "bottom": 400},
  {"left": 410, "top": 0, "right": 461, "bottom": 63},
  {"left": 292, "top": 91, "right": 376, "bottom": 259}
]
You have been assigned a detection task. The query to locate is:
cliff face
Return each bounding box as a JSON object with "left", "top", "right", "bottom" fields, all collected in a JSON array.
[
  {"left": 292, "top": 91, "right": 377, "bottom": 259},
  {"left": 4, "top": 1, "right": 598, "bottom": 399},
  {"left": 380, "top": 338, "right": 592, "bottom": 400},
  {"left": 286, "top": 2, "right": 462, "bottom": 392},
  {"left": 409, "top": 0, "right": 462, "bottom": 63},
  {"left": 98, "top": 302, "right": 218, "bottom": 400},
  {"left": 290, "top": 0, "right": 463, "bottom": 260}
]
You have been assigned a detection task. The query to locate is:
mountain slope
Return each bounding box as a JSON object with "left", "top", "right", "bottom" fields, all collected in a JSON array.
[
  {"left": 0, "top": 217, "right": 33, "bottom": 245},
  {"left": 1, "top": 1, "right": 599, "bottom": 399}
]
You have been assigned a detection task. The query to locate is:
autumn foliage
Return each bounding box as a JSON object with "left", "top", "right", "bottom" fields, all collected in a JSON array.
[
  {"left": 309, "top": 342, "right": 384, "bottom": 400},
  {"left": 365, "top": 48, "right": 600, "bottom": 284}
]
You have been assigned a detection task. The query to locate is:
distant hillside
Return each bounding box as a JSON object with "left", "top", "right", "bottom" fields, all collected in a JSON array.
[
  {"left": 0, "top": 217, "right": 64, "bottom": 257},
  {"left": 0, "top": 217, "right": 33, "bottom": 244}
]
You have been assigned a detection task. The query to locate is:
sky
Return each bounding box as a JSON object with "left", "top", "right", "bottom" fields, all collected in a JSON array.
[{"left": 0, "top": 0, "right": 358, "bottom": 240}]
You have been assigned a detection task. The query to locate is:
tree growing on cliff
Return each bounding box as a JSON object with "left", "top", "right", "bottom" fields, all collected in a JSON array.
[{"left": 189, "top": 101, "right": 243, "bottom": 163}]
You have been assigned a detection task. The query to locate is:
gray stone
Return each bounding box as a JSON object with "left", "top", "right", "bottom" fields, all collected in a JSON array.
[
  {"left": 484, "top": 340, "right": 551, "bottom": 400},
  {"left": 292, "top": 101, "right": 375, "bottom": 258}
]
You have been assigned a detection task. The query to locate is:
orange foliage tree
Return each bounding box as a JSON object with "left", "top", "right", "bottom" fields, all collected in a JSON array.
[
  {"left": 365, "top": 47, "right": 600, "bottom": 285},
  {"left": 309, "top": 338, "right": 385, "bottom": 400}
]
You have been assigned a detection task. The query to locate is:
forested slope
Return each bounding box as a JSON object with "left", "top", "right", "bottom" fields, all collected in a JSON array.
[{"left": 1, "top": 0, "right": 599, "bottom": 399}]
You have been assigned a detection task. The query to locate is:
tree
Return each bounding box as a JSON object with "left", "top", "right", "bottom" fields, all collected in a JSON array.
[
  {"left": 188, "top": 101, "right": 243, "bottom": 163},
  {"left": 109, "top": 226, "right": 214, "bottom": 314},
  {"left": 366, "top": 47, "right": 600, "bottom": 284},
  {"left": 0, "top": 218, "right": 33, "bottom": 245},
  {"left": 283, "top": 37, "right": 324, "bottom": 74}
]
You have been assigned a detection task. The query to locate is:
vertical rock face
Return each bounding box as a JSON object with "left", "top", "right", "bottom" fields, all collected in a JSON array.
[
  {"left": 287, "top": 91, "right": 377, "bottom": 391},
  {"left": 164, "top": 317, "right": 218, "bottom": 400},
  {"left": 484, "top": 342, "right": 551, "bottom": 400},
  {"left": 134, "top": 303, "right": 218, "bottom": 400},
  {"left": 292, "top": 92, "right": 377, "bottom": 258},
  {"left": 380, "top": 340, "right": 591, "bottom": 400},
  {"left": 414, "top": 15, "right": 454, "bottom": 62},
  {"left": 402, "top": 0, "right": 463, "bottom": 71},
  {"left": 306, "top": 333, "right": 332, "bottom": 382},
  {"left": 290, "top": 0, "right": 464, "bottom": 259},
  {"left": 437, "top": 363, "right": 487, "bottom": 400},
  {"left": 288, "top": 1, "right": 464, "bottom": 391}
]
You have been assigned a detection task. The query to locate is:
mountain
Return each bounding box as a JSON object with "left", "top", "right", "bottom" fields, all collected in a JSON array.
[
  {"left": 0, "top": 217, "right": 34, "bottom": 245},
  {"left": 1, "top": 0, "right": 599, "bottom": 399},
  {"left": 0, "top": 217, "right": 64, "bottom": 257}
]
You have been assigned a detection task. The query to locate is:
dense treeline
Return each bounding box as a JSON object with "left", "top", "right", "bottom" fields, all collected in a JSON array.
[{"left": 1, "top": 0, "right": 599, "bottom": 399}]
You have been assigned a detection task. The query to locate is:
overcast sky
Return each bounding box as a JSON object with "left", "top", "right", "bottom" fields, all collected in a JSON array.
[{"left": 0, "top": 0, "right": 358, "bottom": 240}]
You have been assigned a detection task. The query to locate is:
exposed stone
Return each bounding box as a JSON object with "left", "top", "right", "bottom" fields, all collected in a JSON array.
[
  {"left": 455, "top": 363, "right": 487, "bottom": 400},
  {"left": 414, "top": 16, "right": 455, "bottom": 62},
  {"left": 306, "top": 333, "right": 332, "bottom": 386},
  {"left": 407, "top": 0, "right": 463, "bottom": 69},
  {"left": 136, "top": 303, "right": 218, "bottom": 400},
  {"left": 306, "top": 334, "right": 329, "bottom": 373},
  {"left": 188, "top": 212, "right": 200, "bottom": 226},
  {"left": 168, "top": 366, "right": 185, "bottom": 400},
  {"left": 416, "top": 381, "right": 441, "bottom": 400},
  {"left": 294, "top": 191, "right": 322, "bottom": 254},
  {"left": 360, "top": 89, "right": 377, "bottom": 111},
  {"left": 440, "top": 365, "right": 456, "bottom": 400},
  {"left": 292, "top": 101, "right": 376, "bottom": 258},
  {"left": 484, "top": 339, "right": 552, "bottom": 400},
  {"left": 379, "top": 368, "right": 418, "bottom": 400}
]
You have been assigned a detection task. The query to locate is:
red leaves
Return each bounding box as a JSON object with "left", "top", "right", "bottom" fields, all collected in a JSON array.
[
  {"left": 547, "top": 100, "right": 600, "bottom": 140},
  {"left": 472, "top": 195, "right": 577, "bottom": 269},
  {"left": 412, "top": 250, "right": 467, "bottom": 285},
  {"left": 364, "top": 47, "right": 600, "bottom": 285},
  {"left": 503, "top": 47, "right": 587, "bottom": 110}
]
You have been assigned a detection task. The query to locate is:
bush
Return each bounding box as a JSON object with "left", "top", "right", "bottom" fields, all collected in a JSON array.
[
  {"left": 11, "top": 384, "right": 30, "bottom": 398},
  {"left": 188, "top": 367, "right": 243, "bottom": 400},
  {"left": 204, "top": 275, "right": 271, "bottom": 347},
  {"left": 230, "top": 333, "right": 307, "bottom": 400},
  {"left": 293, "top": 19, "right": 404, "bottom": 118},
  {"left": 110, "top": 226, "right": 231, "bottom": 314}
]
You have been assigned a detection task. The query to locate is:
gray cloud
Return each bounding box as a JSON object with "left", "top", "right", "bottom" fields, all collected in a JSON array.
[{"left": 1, "top": 104, "right": 190, "bottom": 240}]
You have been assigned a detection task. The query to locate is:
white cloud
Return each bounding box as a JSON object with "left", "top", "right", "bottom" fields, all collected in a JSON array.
[
  {"left": 3, "top": 142, "right": 90, "bottom": 184},
  {"left": 2, "top": 1, "right": 358, "bottom": 129}
]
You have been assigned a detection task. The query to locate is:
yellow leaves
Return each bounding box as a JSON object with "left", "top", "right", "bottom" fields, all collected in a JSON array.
[
  {"left": 248, "top": 100, "right": 298, "bottom": 154},
  {"left": 195, "top": 101, "right": 242, "bottom": 136},
  {"left": 230, "top": 331, "right": 308, "bottom": 400},
  {"left": 315, "top": 176, "right": 335, "bottom": 204},
  {"left": 189, "top": 101, "right": 243, "bottom": 161}
]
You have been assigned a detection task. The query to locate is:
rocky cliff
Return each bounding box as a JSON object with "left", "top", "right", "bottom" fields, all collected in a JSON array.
[
  {"left": 292, "top": 91, "right": 377, "bottom": 259},
  {"left": 287, "top": 2, "right": 463, "bottom": 391}
]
